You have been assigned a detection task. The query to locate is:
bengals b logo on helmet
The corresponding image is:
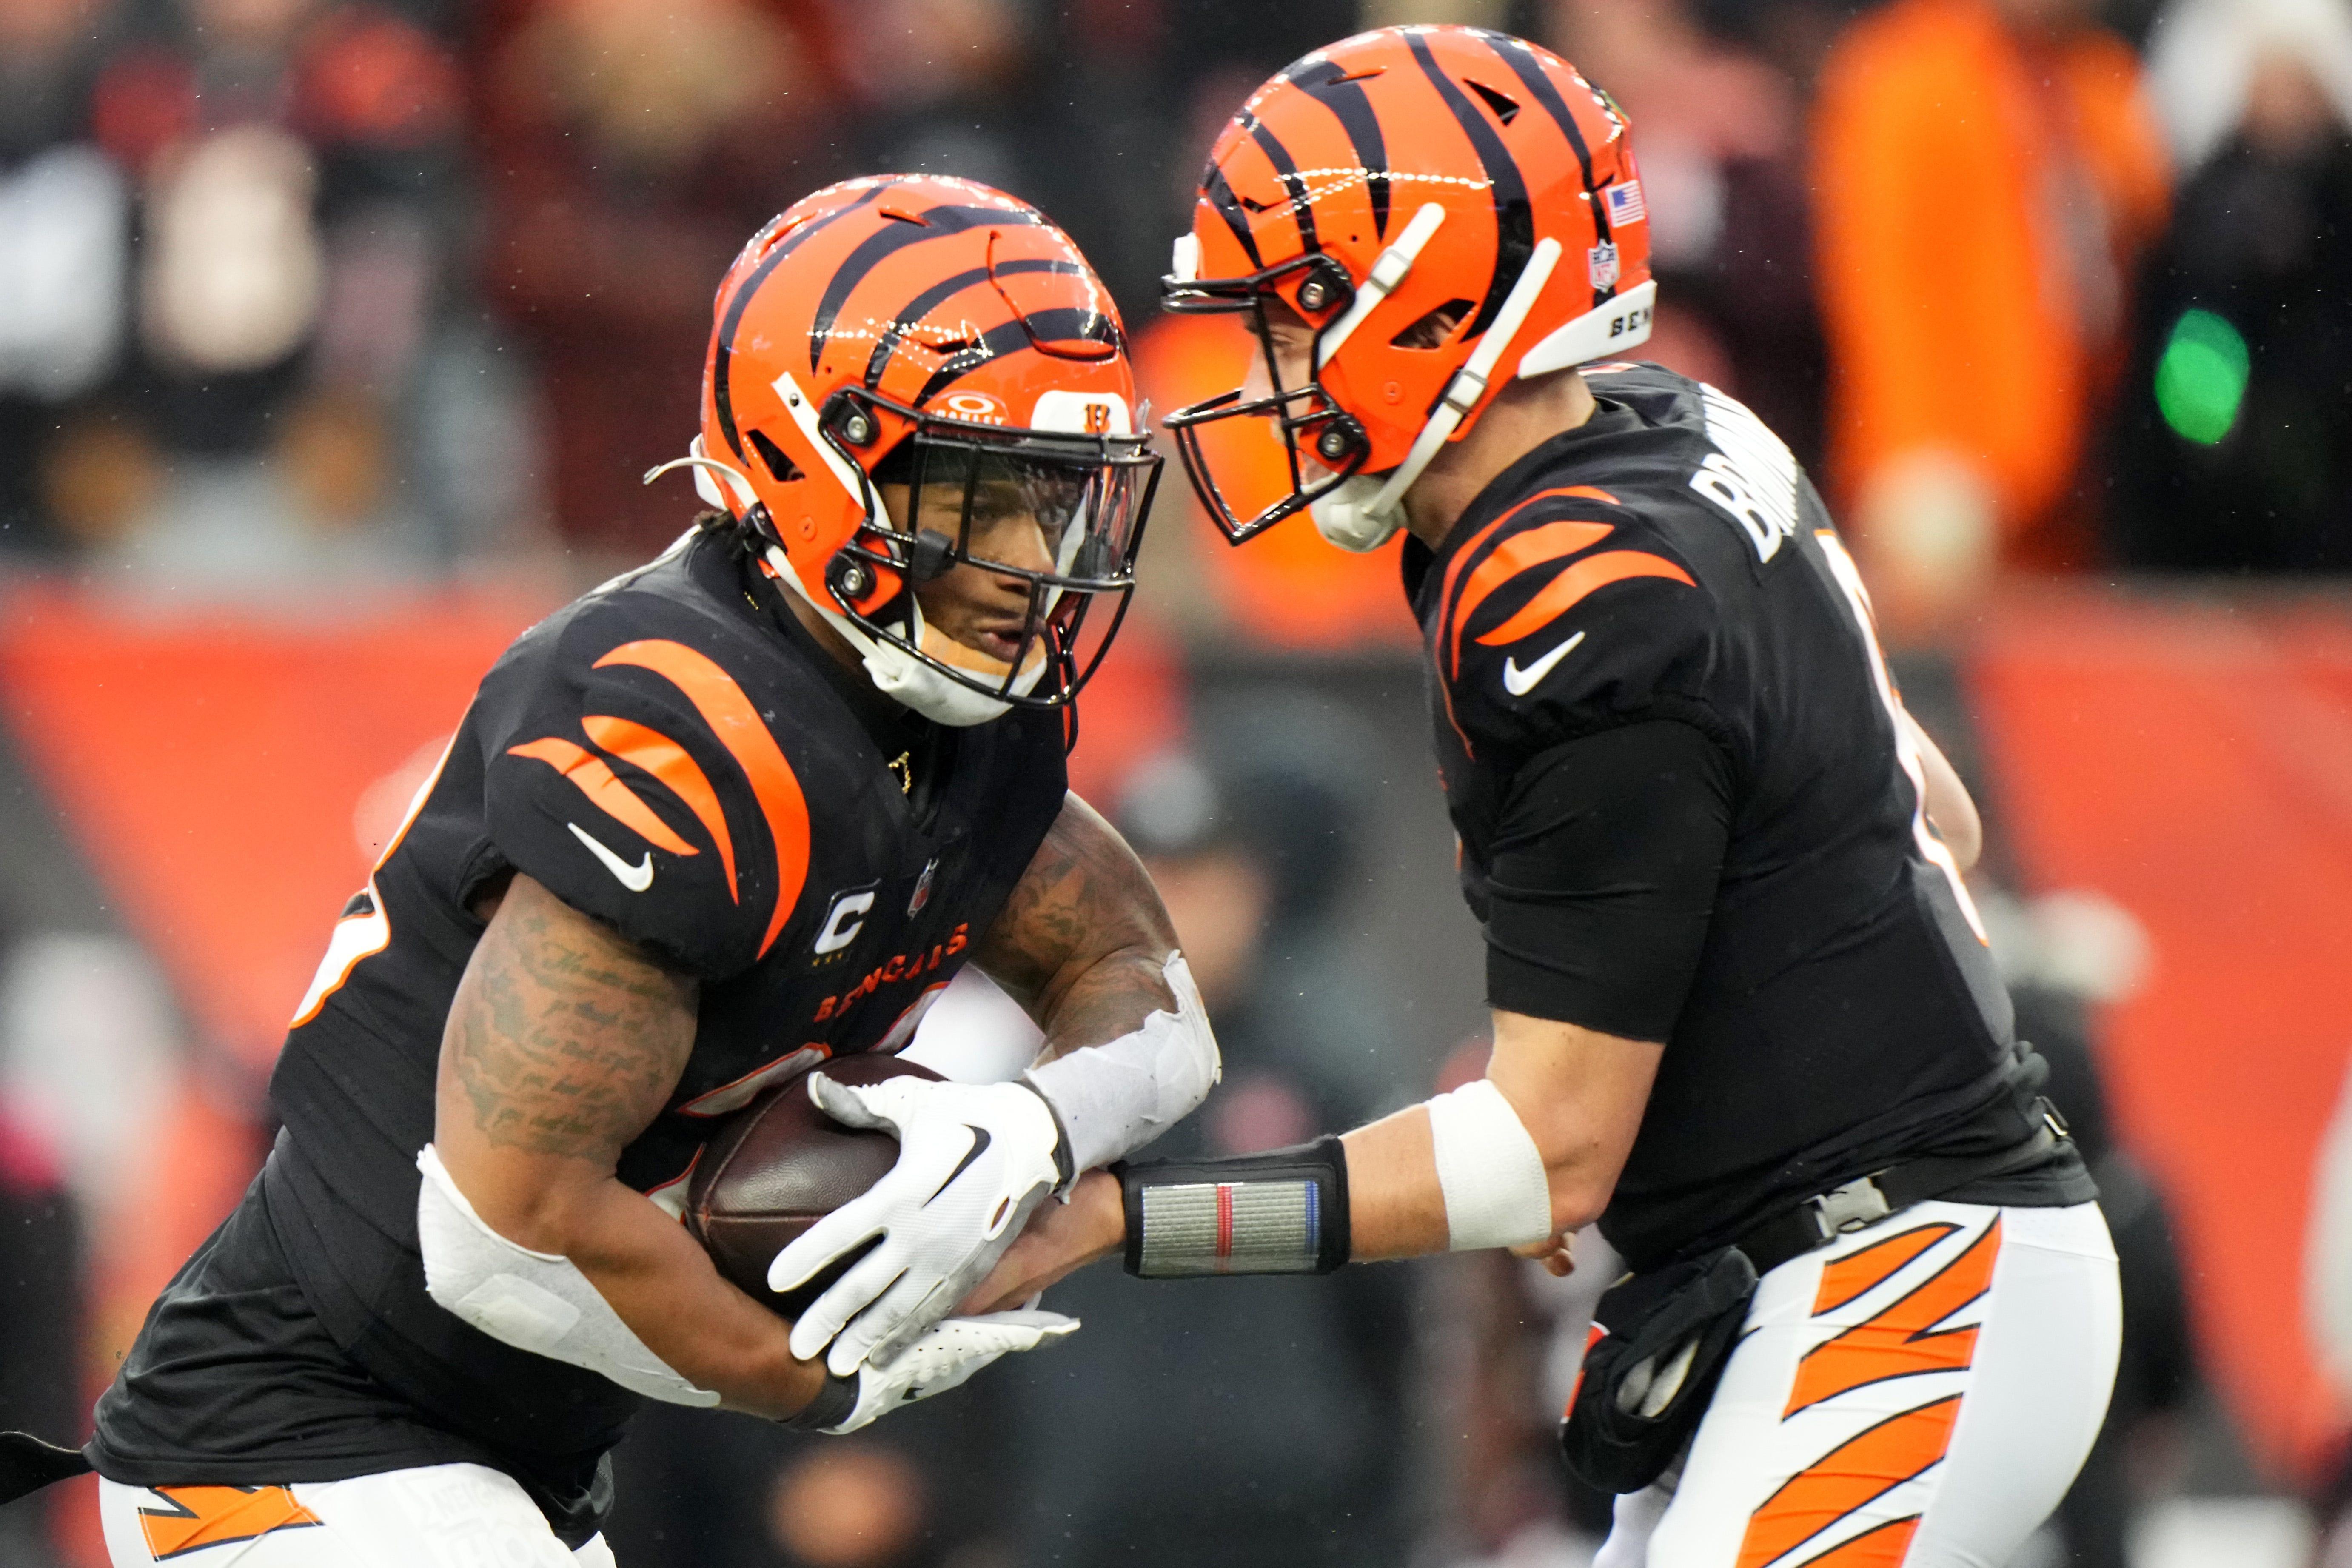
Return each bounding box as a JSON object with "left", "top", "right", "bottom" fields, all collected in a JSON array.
[{"left": 1163, "top": 27, "right": 1654, "bottom": 546}]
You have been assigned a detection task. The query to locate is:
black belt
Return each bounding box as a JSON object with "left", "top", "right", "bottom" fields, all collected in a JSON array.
[{"left": 1731, "top": 1102, "right": 2070, "bottom": 1278}]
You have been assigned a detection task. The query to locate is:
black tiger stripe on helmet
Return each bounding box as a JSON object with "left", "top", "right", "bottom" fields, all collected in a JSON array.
[
  {"left": 1282, "top": 55, "right": 1392, "bottom": 240},
  {"left": 1404, "top": 27, "right": 1535, "bottom": 341}
]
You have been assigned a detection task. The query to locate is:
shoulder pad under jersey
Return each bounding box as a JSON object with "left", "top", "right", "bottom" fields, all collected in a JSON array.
[
  {"left": 1434, "top": 485, "right": 1721, "bottom": 760},
  {"left": 481, "top": 596, "right": 813, "bottom": 978}
]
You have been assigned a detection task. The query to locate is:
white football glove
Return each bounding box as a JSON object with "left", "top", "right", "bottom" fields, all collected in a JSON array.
[
  {"left": 815, "top": 1309, "right": 1077, "bottom": 1433},
  {"left": 770, "top": 1073, "right": 1066, "bottom": 1374}
]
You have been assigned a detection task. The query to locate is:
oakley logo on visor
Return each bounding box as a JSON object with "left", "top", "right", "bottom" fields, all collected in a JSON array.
[{"left": 940, "top": 391, "right": 1009, "bottom": 423}]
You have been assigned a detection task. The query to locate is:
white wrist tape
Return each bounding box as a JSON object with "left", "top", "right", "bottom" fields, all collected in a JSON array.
[
  {"left": 1425, "top": 1078, "right": 1554, "bottom": 1251},
  {"left": 1024, "top": 952, "right": 1222, "bottom": 1176},
  {"left": 415, "top": 1145, "right": 720, "bottom": 1408}
]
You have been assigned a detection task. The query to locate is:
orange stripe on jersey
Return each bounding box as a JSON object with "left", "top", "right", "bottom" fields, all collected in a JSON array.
[
  {"left": 596, "top": 640, "right": 811, "bottom": 958},
  {"left": 1448, "top": 519, "right": 1615, "bottom": 676},
  {"left": 1786, "top": 1218, "right": 2001, "bottom": 1417},
  {"left": 506, "top": 737, "right": 698, "bottom": 857},
  {"left": 1474, "top": 550, "right": 1696, "bottom": 649},
  {"left": 584, "top": 714, "right": 737, "bottom": 903},
  {"left": 1736, "top": 1396, "right": 1959, "bottom": 1568},
  {"left": 1430, "top": 486, "right": 1622, "bottom": 755},
  {"left": 138, "top": 1485, "right": 323, "bottom": 1560},
  {"left": 1434, "top": 487, "right": 1616, "bottom": 656},
  {"left": 1563, "top": 1320, "right": 1607, "bottom": 1418},
  {"left": 1813, "top": 1223, "right": 1962, "bottom": 1316}
]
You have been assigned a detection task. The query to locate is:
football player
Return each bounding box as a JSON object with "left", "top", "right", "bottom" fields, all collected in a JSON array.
[
  {"left": 5, "top": 176, "right": 1227, "bottom": 1566},
  {"left": 840, "top": 29, "right": 2122, "bottom": 1568}
]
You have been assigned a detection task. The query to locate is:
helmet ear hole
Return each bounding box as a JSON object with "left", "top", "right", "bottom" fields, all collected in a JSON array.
[
  {"left": 1391, "top": 299, "right": 1475, "bottom": 350},
  {"left": 747, "top": 428, "right": 804, "bottom": 484}
]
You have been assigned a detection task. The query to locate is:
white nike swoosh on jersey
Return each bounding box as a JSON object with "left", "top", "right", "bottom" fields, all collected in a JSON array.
[
  {"left": 1501, "top": 631, "right": 1587, "bottom": 696},
  {"left": 569, "top": 822, "right": 654, "bottom": 892}
]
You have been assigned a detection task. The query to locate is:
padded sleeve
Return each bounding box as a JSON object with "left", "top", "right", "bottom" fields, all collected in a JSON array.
[
  {"left": 1484, "top": 719, "right": 1732, "bottom": 1042},
  {"left": 479, "top": 621, "right": 804, "bottom": 979}
]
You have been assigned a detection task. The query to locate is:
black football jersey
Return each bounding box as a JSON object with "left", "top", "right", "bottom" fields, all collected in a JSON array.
[
  {"left": 1408, "top": 364, "right": 2086, "bottom": 1268},
  {"left": 100, "top": 525, "right": 1068, "bottom": 1497}
]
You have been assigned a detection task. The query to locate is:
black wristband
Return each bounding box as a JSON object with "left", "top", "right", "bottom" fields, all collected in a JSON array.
[
  {"left": 1118, "top": 1134, "right": 1351, "bottom": 1277},
  {"left": 783, "top": 1372, "right": 859, "bottom": 1432}
]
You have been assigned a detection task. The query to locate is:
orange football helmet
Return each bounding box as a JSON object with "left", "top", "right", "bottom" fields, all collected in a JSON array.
[
  {"left": 661, "top": 174, "right": 1159, "bottom": 723},
  {"left": 1162, "top": 26, "right": 1652, "bottom": 550}
]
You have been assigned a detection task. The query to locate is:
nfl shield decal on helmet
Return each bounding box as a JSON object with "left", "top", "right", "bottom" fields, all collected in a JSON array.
[{"left": 1588, "top": 242, "right": 1622, "bottom": 291}]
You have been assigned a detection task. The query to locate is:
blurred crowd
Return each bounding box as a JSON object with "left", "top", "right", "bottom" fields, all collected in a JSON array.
[
  {"left": 0, "top": 0, "right": 2343, "bottom": 1563},
  {"left": 0, "top": 0, "right": 2343, "bottom": 621}
]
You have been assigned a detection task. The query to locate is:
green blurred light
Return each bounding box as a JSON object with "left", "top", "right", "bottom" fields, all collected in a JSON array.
[{"left": 2154, "top": 308, "right": 2249, "bottom": 445}]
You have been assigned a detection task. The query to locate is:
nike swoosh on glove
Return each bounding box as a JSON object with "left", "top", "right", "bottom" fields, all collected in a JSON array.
[
  {"left": 770, "top": 1073, "right": 1065, "bottom": 1375},
  {"left": 821, "top": 1310, "right": 1078, "bottom": 1434}
]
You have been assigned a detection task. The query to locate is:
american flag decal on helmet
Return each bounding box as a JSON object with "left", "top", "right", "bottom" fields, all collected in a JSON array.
[{"left": 1605, "top": 180, "right": 1647, "bottom": 225}]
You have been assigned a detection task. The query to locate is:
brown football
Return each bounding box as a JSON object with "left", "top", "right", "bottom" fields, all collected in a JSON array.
[{"left": 684, "top": 1054, "right": 944, "bottom": 1320}]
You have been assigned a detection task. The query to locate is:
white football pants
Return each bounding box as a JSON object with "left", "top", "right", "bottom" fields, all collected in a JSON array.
[
  {"left": 99, "top": 1462, "right": 616, "bottom": 1567},
  {"left": 1596, "top": 1200, "right": 2119, "bottom": 1568}
]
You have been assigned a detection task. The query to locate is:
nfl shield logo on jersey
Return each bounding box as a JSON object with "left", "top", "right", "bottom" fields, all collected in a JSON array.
[{"left": 1588, "top": 242, "right": 1622, "bottom": 290}]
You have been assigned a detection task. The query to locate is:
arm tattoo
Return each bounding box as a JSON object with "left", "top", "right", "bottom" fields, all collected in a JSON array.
[
  {"left": 973, "top": 793, "right": 1179, "bottom": 1058},
  {"left": 445, "top": 878, "right": 698, "bottom": 1160}
]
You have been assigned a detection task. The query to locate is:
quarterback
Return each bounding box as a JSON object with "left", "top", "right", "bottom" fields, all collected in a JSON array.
[
  {"left": 816, "top": 28, "right": 2122, "bottom": 1568},
  {"left": 0, "top": 176, "right": 1223, "bottom": 1565}
]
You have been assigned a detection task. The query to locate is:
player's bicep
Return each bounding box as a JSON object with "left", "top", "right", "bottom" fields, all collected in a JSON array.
[
  {"left": 1484, "top": 720, "right": 1731, "bottom": 1043},
  {"left": 435, "top": 874, "right": 698, "bottom": 1249},
  {"left": 969, "top": 792, "right": 1175, "bottom": 1031}
]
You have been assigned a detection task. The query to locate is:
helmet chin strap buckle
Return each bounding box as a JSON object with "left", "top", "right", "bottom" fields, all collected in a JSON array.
[{"left": 1309, "top": 478, "right": 1405, "bottom": 553}]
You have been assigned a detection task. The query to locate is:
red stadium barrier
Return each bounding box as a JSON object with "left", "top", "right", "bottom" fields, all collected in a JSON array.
[{"left": 1973, "top": 582, "right": 2352, "bottom": 1480}]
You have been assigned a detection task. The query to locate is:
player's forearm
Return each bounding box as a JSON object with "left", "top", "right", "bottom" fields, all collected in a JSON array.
[
  {"left": 1051, "top": 1011, "right": 1656, "bottom": 1287},
  {"left": 1337, "top": 1109, "right": 1453, "bottom": 1260},
  {"left": 431, "top": 1138, "right": 825, "bottom": 1417},
  {"left": 969, "top": 1089, "right": 1575, "bottom": 1301},
  {"left": 1337, "top": 1108, "right": 1598, "bottom": 1262},
  {"left": 966, "top": 1122, "right": 1461, "bottom": 1296},
  {"left": 552, "top": 1177, "right": 827, "bottom": 1419},
  {"left": 429, "top": 875, "right": 829, "bottom": 1414}
]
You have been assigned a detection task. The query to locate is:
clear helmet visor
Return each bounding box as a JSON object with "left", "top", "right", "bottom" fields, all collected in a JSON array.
[
  {"left": 844, "top": 415, "right": 1162, "bottom": 710},
  {"left": 908, "top": 443, "right": 1148, "bottom": 587}
]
